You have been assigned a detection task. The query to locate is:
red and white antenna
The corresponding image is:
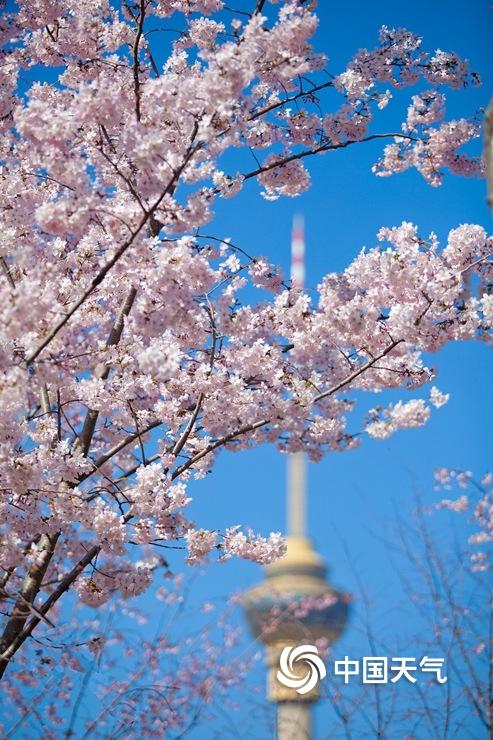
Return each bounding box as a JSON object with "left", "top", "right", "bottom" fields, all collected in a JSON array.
[{"left": 291, "top": 214, "right": 305, "bottom": 290}]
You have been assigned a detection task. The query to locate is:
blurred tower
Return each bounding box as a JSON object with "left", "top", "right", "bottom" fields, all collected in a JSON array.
[{"left": 243, "top": 216, "right": 349, "bottom": 740}]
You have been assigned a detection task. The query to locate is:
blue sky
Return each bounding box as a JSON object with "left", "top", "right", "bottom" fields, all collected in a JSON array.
[
  {"left": 168, "top": 0, "right": 492, "bottom": 736},
  {"left": 3, "top": 0, "right": 491, "bottom": 736}
]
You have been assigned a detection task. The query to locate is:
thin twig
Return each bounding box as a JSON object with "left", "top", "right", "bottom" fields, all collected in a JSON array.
[{"left": 25, "top": 123, "right": 200, "bottom": 366}]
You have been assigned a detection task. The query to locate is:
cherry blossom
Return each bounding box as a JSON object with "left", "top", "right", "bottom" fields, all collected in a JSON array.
[
  {"left": 435, "top": 469, "right": 492, "bottom": 570},
  {"left": 0, "top": 0, "right": 489, "bottom": 680},
  {"left": 221, "top": 527, "right": 285, "bottom": 563},
  {"left": 1, "top": 574, "right": 257, "bottom": 738}
]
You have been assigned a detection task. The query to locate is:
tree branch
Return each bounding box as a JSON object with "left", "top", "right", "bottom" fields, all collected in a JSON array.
[
  {"left": 0, "top": 544, "right": 100, "bottom": 675},
  {"left": 0, "top": 531, "right": 60, "bottom": 679},
  {"left": 239, "top": 133, "right": 417, "bottom": 184},
  {"left": 0, "top": 256, "right": 16, "bottom": 289},
  {"left": 80, "top": 419, "right": 163, "bottom": 482},
  {"left": 74, "top": 287, "right": 137, "bottom": 456},
  {"left": 132, "top": 0, "right": 146, "bottom": 122},
  {"left": 249, "top": 79, "right": 334, "bottom": 121},
  {"left": 25, "top": 125, "right": 200, "bottom": 366},
  {"left": 312, "top": 340, "right": 403, "bottom": 404},
  {"left": 485, "top": 98, "right": 493, "bottom": 211}
]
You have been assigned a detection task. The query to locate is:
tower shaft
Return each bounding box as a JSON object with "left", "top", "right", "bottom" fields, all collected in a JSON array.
[
  {"left": 287, "top": 451, "right": 307, "bottom": 537},
  {"left": 278, "top": 702, "right": 311, "bottom": 740}
]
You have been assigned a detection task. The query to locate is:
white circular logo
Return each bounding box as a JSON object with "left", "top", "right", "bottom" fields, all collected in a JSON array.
[{"left": 277, "top": 644, "right": 327, "bottom": 695}]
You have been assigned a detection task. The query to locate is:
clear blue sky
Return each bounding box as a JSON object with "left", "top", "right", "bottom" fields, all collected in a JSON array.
[{"left": 167, "top": 0, "right": 492, "bottom": 736}]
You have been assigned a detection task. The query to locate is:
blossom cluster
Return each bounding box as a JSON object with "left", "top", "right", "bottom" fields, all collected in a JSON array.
[
  {"left": 435, "top": 470, "right": 492, "bottom": 571},
  {"left": 0, "top": 0, "right": 489, "bottom": 659},
  {"left": 1, "top": 572, "right": 257, "bottom": 737}
]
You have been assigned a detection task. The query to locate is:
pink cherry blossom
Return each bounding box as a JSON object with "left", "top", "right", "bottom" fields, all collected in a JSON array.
[
  {"left": 0, "top": 0, "right": 489, "bottom": 682},
  {"left": 429, "top": 386, "right": 450, "bottom": 408}
]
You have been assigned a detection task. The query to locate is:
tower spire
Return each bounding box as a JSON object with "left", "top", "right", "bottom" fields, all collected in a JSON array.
[
  {"left": 291, "top": 213, "right": 305, "bottom": 289},
  {"left": 288, "top": 214, "right": 307, "bottom": 539}
]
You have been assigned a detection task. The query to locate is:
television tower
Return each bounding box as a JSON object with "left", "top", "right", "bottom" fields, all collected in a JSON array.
[{"left": 243, "top": 216, "right": 349, "bottom": 740}]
